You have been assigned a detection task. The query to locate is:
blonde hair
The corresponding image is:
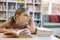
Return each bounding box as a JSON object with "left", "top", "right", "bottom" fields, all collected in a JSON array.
[{"left": 10, "top": 8, "right": 27, "bottom": 29}]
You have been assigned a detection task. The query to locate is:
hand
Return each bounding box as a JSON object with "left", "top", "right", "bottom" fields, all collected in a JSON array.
[{"left": 29, "top": 17, "right": 35, "bottom": 26}]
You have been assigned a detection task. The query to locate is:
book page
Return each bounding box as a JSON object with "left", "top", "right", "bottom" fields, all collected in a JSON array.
[{"left": 13, "top": 28, "right": 29, "bottom": 35}]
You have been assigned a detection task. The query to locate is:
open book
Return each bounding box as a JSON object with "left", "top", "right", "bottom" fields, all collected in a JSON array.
[{"left": 3, "top": 28, "right": 32, "bottom": 38}]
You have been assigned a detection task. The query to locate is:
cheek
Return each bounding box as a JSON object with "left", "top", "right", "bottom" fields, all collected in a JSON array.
[
  {"left": 17, "top": 16, "right": 28, "bottom": 23},
  {"left": 19, "top": 16, "right": 26, "bottom": 22},
  {"left": 17, "top": 17, "right": 21, "bottom": 22},
  {"left": 24, "top": 16, "right": 28, "bottom": 21}
]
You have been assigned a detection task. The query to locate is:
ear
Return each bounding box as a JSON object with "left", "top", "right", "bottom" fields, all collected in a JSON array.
[{"left": 14, "top": 16, "right": 16, "bottom": 21}]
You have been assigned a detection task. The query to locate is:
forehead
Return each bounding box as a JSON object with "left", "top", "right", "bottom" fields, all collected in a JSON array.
[{"left": 23, "top": 11, "right": 30, "bottom": 15}]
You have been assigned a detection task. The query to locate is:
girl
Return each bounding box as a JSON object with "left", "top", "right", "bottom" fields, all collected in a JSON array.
[{"left": 0, "top": 8, "right": 35, "bottom": 33}]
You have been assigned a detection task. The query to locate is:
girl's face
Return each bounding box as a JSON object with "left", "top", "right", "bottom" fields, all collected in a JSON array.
[{"left": 16, "top": 11, "right": 30, "bottom": 25}]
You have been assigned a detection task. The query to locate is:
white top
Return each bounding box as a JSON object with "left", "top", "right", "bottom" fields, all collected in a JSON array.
[{"left": 0, "top": 33, "right": 59, "bottom": 40}]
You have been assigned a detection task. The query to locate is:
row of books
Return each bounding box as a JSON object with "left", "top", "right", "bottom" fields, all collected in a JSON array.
[
  {"left": 41, "top": 4, "right": 48, "bottom": 14},
  {"left": 34, "top": 21, "right": 41, "bottom": 27},
  {"left": 52, "top": 4, "right": 60, "bottom": 14},
  {"left": 0, "top": 11, "right": 15, "bottom": 20},
  {"left": 0, "top": 0, "right": 41, "bottom": 3},
  {"left": 35, "top": 0, "right": 41, "bottom": 3},
  {"left": 0, "top": 0, "right": 7, "bottom": 2},
  {"left": 0, "top": 2, "right": 41, "bottom": 11},
  {"left": 43, "top": 15, "right": 60, "bottom": 23},
  {"left": 0, "top": 2, "right": 6, "bottom": 10},
  {"left": 26, "top": 4, "right": 34, "bottom": 11},
  {"left": 49, "top": 15, "right": 60, "bottom": 23},
  {"left": 42, "top": 4, "right": 60, "bottom": 14},
  {"left": 8, "top": 3, "right": 16, "bottom": 10},
  {"left": 34, "top": 4, "right": 41, "bottom": 11},
  {"left": 8, "top": 3, "right": 25, "bottom": 10},
  {"left": 34, "top": 12, "right": 41, "bottom": 19},
  {"left": 0, "top": 12, "right": 6, "bottom": 19},
  {"left": 7, "top": 12, "right": 15, "bottom": 19},
  {"left": 26, "top": 4, "right": 41, "bottom": 11},
  {"left": 17, "top": 3, "right": 25, "bottom": 8}
]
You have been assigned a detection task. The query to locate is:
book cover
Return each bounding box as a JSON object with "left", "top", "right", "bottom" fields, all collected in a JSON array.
[
  {"left": 58, "top": 15, "right": 60, "bottom": 23},
  {"left": 0, "top": 12, "right": 3, "bottom": 19},
  {"left": 49, "top": 15, "right": 59, "bottom": 23},
  {"left": 18, "top": 0, "right": 25, "bottom": 2}
]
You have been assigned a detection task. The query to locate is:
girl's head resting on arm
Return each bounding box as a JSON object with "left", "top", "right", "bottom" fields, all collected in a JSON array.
[{"left": 10, "top": 8, "right": 30, "bottom": 29}]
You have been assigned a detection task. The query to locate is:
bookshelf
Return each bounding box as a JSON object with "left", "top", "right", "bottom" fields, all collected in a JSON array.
[
  {"left": 42, "top": 3, "right": 60, "bottom": 28},
  {"left": 0, "top": 0, "right": 41, "bottom": 27},
  {"left": 52, "top": 4, "right": 60, "bottom": 14},
  {"left": 41, "top": 3, "right": 49, "bottom": 14}
]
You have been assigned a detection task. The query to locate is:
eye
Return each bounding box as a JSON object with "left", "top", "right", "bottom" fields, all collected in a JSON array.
[{"left": 24, "top": 14, "right": 28, "bottom": 16}]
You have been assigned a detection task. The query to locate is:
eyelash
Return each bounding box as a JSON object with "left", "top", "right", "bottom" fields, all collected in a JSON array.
[{"left": 24, "top": 15, "right": 28, "bottom": 17}]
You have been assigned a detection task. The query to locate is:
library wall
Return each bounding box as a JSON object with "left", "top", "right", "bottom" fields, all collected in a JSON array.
[
  {"left": 42, "top": 0, "right": 60, "bottom": 35},
  {"left": 42, "top": 0, "right": 60, "bottom": 4}
]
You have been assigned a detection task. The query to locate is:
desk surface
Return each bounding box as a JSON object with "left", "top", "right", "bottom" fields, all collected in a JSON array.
[{"left": 0, "top": 33, "right": 58, "bottom": 40}]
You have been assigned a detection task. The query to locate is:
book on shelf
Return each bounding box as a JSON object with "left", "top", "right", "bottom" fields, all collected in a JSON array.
[
  {"left": 17, "top": 3, "right": 25, "bottom": 8},
  {"left": 0, "top": 12, "right": 3, "bottom": 19},
  {"left": 7, "top": 12, "right": 15, "bottom": 19},
  {"left": 7, "top": 0, "right": 16, "bottom": 2},
  {"left": 36, "top": 28, "right": 53, "bottom": 37},
  {"left": 34, "top": 21, "right": 41, "bottom": 27},
  {"left": 58, "top": 15, "right": 60, "bottom": 23},
  {"left": 2, "top": 12, "right": 6, "bottom": 19},
  {"left": 37, "top": 13, "right": 40, "bottom": 19},
  {"left": 0, "top": 0, "right": 7, "bottom": 2},
  {"left": 35, "top": 0, "right": 39, "bottom": 3},
  {"left": 41, "top": 4, "right": 48, "bottom": 14},
  {"left": 12, "top": 4, "right": 16, "bottom": 10},
  {"left": 35, "top": 4, "right": 40, "bottom": 11},
  {"left": 0, "top": 12, "right": 6, "bottom": 19},
  {"left": 43, "top": 15, "right": 49, "bottom": 22},
  {"left": 30, "top": 12, "right": 33, "bottom": 16},
  {"left": 3, "top": 28, "right": 32, "bottom": 38},
  {"left": 17, "top": 0, "right": 25, "bottom": 2},
  {"left": 34, "top": 13, "right": 37, "bottom": 19},
  {"left": 49, "top": 15, "right": 59, "bottom": 23},
  {"left": 0, "top": 2, "right": 6, "bottom": 10},
  {"left": 26, "top": 0, "right": 33, "bottom": 3},
  {"left": 27, "top": 4, "right": 34, "bottom": 12},
  {"left": 8, "top": 3, "right": 12, "bottom": 10},
  {"left": 35, "top": 0, "right": 41, "bottom": 3},
  {"left": 34, "top": 12, "right": 40, "bottom": 19},
  {"left": 8, "top": 3, "right": 16, "bottom": 10}
]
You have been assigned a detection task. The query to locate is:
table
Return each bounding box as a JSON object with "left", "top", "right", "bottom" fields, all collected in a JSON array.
[{"left": 0, "top": 33, "right": 59, "bottom": 40}]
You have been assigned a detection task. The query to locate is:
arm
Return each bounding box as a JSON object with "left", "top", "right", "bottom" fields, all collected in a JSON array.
[
  {"left": 0, "top": 21, "right": 19, "bottom": 33},
  {"left": 0, "top": 21, "right": 10, "bottom": 28},
  {"left": 29, "top": 18, "right": 35, "bottom": 33},
  {"left": 0, "top": 21, "right": 11, "bottom": 32}
]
